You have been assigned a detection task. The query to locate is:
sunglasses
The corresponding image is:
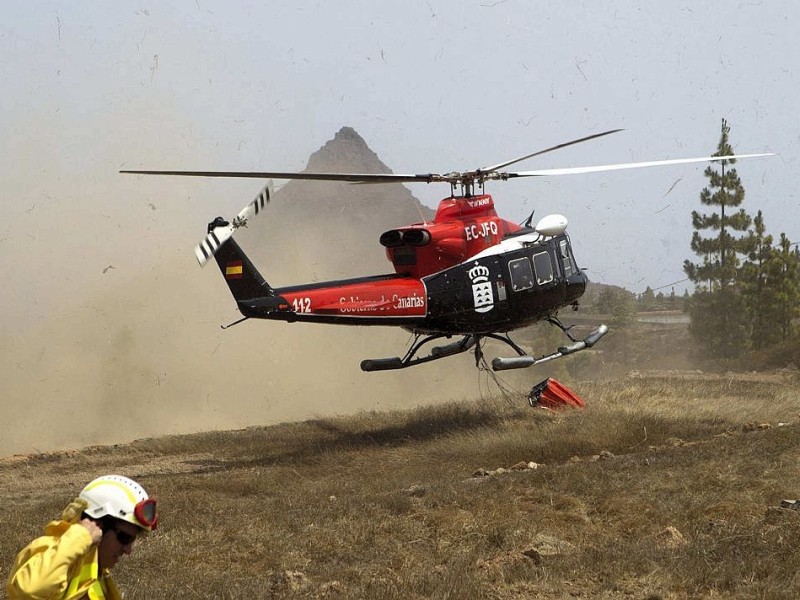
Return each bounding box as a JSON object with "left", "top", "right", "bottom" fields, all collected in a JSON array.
[{"left": 111, "top": 527, "right": 138, "bottom": 546}]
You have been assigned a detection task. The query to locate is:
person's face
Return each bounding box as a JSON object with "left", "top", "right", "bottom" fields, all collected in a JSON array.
[{"left": 97, "top": 521, "right": 139, "bottom": 571}]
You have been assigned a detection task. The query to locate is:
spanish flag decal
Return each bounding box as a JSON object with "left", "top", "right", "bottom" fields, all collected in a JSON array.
[{"left": 225, "top": 260, "right": 243, "bottom": 279}]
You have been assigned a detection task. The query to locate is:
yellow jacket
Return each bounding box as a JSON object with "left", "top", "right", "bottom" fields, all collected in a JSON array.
[{"left": 6, "top": 520, "right": 122, "bottom": 600}]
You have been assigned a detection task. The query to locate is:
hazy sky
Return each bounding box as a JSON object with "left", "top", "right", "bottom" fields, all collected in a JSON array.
[
  {"left": 0, "top": 1, "right": 796, "bottom": 454},
  {"left": 3, "top": 1, "right": 795, "bottom": 300}
]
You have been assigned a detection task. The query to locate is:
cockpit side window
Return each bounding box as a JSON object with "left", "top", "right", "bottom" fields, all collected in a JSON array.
[
  {"left": 559, "top": 239, "right": 574, "bottom": 277},
  {"left": 508, "top": 257, "right": 534, "bottom": 291},
  {"left": 533, "top": 251, "right": 554, "bottom": 285}
]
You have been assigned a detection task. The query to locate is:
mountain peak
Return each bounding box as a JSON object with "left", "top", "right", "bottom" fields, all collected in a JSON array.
[
  {"left": 305, "top": 126, "right": 392, "bottom": 174},
  {"left": 235, "top": 126, "right": 435, "bottom": 279},
  {"left": 333, "top": 126, "right": 364, "bottom": 142}
]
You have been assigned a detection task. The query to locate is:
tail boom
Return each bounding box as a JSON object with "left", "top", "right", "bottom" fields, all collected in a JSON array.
[{"left": 212, "top": 234, "right": 428, "bottom": 327}]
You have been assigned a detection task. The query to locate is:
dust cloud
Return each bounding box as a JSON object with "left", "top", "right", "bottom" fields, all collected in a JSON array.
[
  {"left": 1, "top": 261, "right": 485, "bottom": 456},
  {"left": 0, "top": 125, "right": 491, "bottom": 457}
]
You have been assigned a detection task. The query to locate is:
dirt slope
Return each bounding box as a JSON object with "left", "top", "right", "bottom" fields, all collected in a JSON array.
[{"left": 3, "top": 373, "right": 800, "bottom": 599}]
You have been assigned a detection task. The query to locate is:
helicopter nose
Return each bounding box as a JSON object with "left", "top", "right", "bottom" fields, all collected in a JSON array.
[{"left": 565, "top": 270, "right": 587, "bottom": 303}]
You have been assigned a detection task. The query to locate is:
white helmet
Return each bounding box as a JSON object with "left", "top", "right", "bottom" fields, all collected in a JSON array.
[{"left": 79, "top": 475, "right": 158, "bottom": 531}]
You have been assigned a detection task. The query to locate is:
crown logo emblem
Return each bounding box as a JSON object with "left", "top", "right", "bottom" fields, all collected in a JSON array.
[
  {"left": 468, "top": 265, "right": 490, "bottom": 281},
  {"left": 469, "top": 263, "right": 494, "bottom": 314}
]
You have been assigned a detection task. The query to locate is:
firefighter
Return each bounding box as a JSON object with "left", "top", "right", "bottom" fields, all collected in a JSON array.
[{"left": 7, "top": 475, "right": 157, "bottom": 600}]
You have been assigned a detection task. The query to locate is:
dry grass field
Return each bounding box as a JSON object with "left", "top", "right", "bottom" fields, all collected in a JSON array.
[{"left": 3, "top": 371, "right": 800, "bottom": 599}]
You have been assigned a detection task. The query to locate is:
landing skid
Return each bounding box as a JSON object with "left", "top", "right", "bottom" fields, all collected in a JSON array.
[
  {"left": 360, "top": 323, "right": 608, "bottom": 372},
  {"left": 361, "top": 334, "right": 478, "bottom": 372},
  {"left": 492, "top": 324, "right": 608, "bottom": 371}
]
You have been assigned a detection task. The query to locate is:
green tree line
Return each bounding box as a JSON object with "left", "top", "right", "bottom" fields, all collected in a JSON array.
[{"left": 684, "top": 119, "right": 798, "bottom": 360}]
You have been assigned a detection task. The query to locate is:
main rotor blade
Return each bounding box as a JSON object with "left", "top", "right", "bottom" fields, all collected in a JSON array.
[
  {"left": 505, "top": 152, "right": 774, "bottom": 178},
  {"left": 480, "top": 129, "right": 624, "bottom": 173},
  {"left": 120, "top": 169, "right": 441, "bottom": 184}
]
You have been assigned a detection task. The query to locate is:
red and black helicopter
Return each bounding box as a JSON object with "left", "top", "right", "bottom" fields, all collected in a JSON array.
[{"left": 122, "top": 130, "right": 770, "bottom": 372}]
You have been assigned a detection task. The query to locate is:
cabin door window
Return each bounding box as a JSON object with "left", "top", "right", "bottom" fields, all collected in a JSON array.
[
  {"left": 508, "top": 257, "right": 534, "bottom": 291},
  {"left": 532, "top": 251, "right": 554, "bottom": 285}
]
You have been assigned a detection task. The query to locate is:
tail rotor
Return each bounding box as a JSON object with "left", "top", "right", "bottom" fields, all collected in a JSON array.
[{"left": 194, "top": 181, "right": 274, "bottom": 266}]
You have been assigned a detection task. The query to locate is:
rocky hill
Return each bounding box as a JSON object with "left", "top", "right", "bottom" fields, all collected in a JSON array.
[{"left": 236, "top": 126, "right": 435, "bottom": 282}]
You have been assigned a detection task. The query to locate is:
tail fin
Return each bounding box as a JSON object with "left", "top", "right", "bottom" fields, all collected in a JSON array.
[
  {"left": 195, "top": 181, "right": 292, "bottom": 318},
  {"left": 213, "top": 235, "right": 273, "bottom": 301}
]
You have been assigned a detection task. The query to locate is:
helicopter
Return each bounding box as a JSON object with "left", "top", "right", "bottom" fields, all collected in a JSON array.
[{"left": 121, "top": 129, "right": 771, "bottom": 372}]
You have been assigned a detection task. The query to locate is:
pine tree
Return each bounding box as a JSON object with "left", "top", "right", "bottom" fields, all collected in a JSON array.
[
  {"left": 684, "top": 119, "right": 754, "bottom": 358},
  {"left": 683, "top": 118, "right": 754, "bottom": 290},
  {"left": 687, "top": 287, "right": 748, "bottom": 359},
  {"left": 740, "top": 210, "right": 774, "bottom": 348},
  {"left": 763, "top": 234, "right": 800, "bottom": 341}
]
